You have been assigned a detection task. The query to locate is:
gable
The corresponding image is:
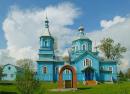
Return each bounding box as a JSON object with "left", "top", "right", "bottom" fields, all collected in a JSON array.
[
  {"left": 76, "top": 53, "right": 98, "bottom": 65},
  {"left": 72, "top": 52, "right": 100, "bottom": 73},
  {"left": 72, "top": 51, "right": 98, "bottom": 62},
  {"left": 3, "top": 64, "right": 17, "bottom": 73}
]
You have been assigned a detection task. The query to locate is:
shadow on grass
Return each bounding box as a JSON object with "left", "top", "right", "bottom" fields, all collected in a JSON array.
[
  {"left": 78, "top": 87, "right": 91, "bottom": 90},
  {"left": 0, "top": 91, "right": 17, "bottom": 94},
  {"left": 0, "top": 81, "right": 15, "bottom": 85}
]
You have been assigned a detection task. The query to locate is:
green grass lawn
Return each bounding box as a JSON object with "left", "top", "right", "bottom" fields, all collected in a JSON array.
[{"left": 0, "top": 81, "right": 130, "bottom": 94}]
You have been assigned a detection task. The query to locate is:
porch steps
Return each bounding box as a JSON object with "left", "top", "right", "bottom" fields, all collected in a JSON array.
[
  {"left": 104, "top": 81, "right": 113, "bottom": 84},
  {"left": 85, "top": 80, "right": 97, "bottom": 86}
]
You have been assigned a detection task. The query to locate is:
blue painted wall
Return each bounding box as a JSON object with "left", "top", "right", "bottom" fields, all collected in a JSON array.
[
  {"left": 37, "top": 62, "right": 54, "bottom": 81},
  {"left": 100, "top": 61, "right": 117, "bottom": 81}
]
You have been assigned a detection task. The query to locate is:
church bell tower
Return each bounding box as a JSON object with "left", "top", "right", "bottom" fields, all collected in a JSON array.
[{"left": 38, "top": 16, "right": 55, "bottom": 61}]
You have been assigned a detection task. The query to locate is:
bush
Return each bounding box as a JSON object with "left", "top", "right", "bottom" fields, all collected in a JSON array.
[{"left": 16, "top": 59, "right": 40, "bottom": 94}]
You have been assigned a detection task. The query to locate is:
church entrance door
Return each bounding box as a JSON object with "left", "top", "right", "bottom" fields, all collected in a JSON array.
[{"left": 84, "top": 67, "right": 95, "bottom": 80}]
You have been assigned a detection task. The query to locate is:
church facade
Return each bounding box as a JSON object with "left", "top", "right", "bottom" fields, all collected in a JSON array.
[{"left": 36, "top": 17, "right": 118, "bottom": 82}]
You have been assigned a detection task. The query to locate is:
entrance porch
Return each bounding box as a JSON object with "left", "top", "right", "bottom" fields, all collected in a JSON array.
[{"left": 82, "top": 67, "right": 97, "bottom": 86}]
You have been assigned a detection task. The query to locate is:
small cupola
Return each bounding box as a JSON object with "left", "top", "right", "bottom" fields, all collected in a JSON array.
[
  {"left": 71, "top": 25, "right": 92, "bottom": 53},
  {"left": 39, "top": 16, "right": 54, "bottom": 50},
  {"left": 62, "top": 49, "right": 70, "bottom": 64},
  {"left": 78, "top": 25, "right": 85, "bottom": 36},
  {"left": 41, "top": 16, "right": 51, "bottom": 36}
]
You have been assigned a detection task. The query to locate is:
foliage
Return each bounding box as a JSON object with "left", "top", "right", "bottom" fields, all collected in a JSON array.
[
  {"left": 0, "top": 65, "right": 2, "bottom": 80},
  {"left": 118, "top": 71, "right": 127, "bottom": 82},
  {"left": 16, "top": 59, "right": 40, "bottom": 94},
  {"left": 98, "top": 38, "right": 114, "bottom": 59},
  {"left": 98, "top": 38, "right": 127, "bottom": 60},
  {"left": 111, "top": 43, "right": 127, "bottom": 60},
  {"left": 126, "top": 68, "right": 130, "bottom": 79}
]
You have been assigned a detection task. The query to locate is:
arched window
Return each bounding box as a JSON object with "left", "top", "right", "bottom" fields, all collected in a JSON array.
[
  {"left": 82, "top": 43, "right": 88, "bottom": 51},
  {"left": 108, "top": 66, "right": 113, "bottom": 73},
  {"left": 72, "top": 46, "right": 75, "bottom": 51},
  {"left": 40, "top": 38, "right": 44, "bottom": 48},
  {"left": 100, "top": 66, "right": 104, "bottom": 70},
  {"left": 76, "top": 46, "right": 78, "bottom": 51},
  {"left": 8, "top": 66, "right": 11, "bottom": 70},
  {"left": 43, "top": 66, "right": 47, "bottom": 74},
  {"left": 83, "top": 58, "right": 92, "bottom": 67},
  {"left": 83, "top": 45, "right": 86, "bottom": 50},
  {"left": 47, "top": 40, "right": 50, "bottom": 47},
  {"left": 44, "top": 41, "right": 47, "bottom": 47}
]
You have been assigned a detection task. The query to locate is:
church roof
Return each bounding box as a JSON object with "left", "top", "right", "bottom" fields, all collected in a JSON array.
[
  {"left": 99, "top": 59, "right": 117, "bottom": 63},
  {"left": 71, "top": 51, "right": 98, "bottom": 62},
  {"left": 72, "top": 25, "right": 91, "bottom": 42},
  {"left": 2, "top": 64, "right": 22, "bottom": 72},
  {"left": 72, "top": 38, "right": 92, "bottom": 43},
  {"left": 37, "top": 59, "right": 54, "bottom": 62},
  {"left": 41, "top": 16, "right": 51, "bottom": 37},
  {"left": 42, "top": 29, "right": 51, "bottom": 36}
]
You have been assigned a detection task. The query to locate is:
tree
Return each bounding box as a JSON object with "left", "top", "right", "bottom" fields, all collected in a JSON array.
[
  {"left": 98, "top": 38, "right": 127, "bottom": 60},
  {"left": 126, "top": 68, "right": 130, "bottom": 79},
  {"left": 111, "top": 43, "right": 127, "bottom": 60},
  {"left": 118, "top": 71, "right": 127, "bottom": 81},
  {"left": 0, "top": 65, "right": 2, "bottom": 80},
  {"left": 16, "top": 59, "right": 40, "bottom": 94},
  {"left": 99, "top": 38, "right": 114, "bottom": 59}
]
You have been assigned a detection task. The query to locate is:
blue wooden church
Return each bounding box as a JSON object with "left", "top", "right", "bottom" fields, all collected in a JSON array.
[{"left": 36, "top": 17, "right": 118, "bottom": 82}]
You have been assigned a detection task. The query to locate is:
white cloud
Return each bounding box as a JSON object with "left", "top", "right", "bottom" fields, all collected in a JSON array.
[
  {"left": 1, "top": 2, "right": 130, "bottom": 72},
  {"left": 88, "top": 16, "right": 130, "bottom": 72},
  {"left": 100, "top": 16, "right": 126, "bottom": 29},
  {"left": 0, "top": 49, "right": 16, "bottom": 65},
  {"left": 2, "top": 2, "right": 80, "bottom": 61}
]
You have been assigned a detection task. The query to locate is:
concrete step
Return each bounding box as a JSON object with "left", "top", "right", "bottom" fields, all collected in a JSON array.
[{"left": 84, "top": 80, "right": 97, "bottom": 86}]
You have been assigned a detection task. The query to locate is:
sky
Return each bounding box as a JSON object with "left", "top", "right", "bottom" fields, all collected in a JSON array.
[{"left": 0, "top": 0, "right": 130, "bottom": 71}]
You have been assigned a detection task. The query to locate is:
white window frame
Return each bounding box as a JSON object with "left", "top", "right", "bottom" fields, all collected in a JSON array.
[
  {"left": 108, "top": 66, "right": 113, "bottom": 73},
  {"left": 72, "top": 46, "right": 74, "bottom": 51},
  {"left": 83, "top": 58, "right": 92, "bottom": 67},
  {"left": 40, "top": 38, "right": 44, "bottom": 47},
  {"left": 74, "top": 46, "right": 76, "bottom": 52},
  {"left": 46, "top": 40, "right": 49, "bottom": 47},
  {"left": 43, "top": 66, "right": 47, "bottom": 74}
]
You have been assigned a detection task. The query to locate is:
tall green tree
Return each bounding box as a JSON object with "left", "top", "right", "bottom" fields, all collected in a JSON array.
[
  {"left": 98, "top": 38, "right": 127, "bottom": 60},
  {"left": 111, "top": 43, "right": 126, "bottom": 60},
  {"left": 0, "top": 65, "right": 2, "bottom": 80},
  {"left": 16, "top": 59, "right": 40, "bottom": 94},
  {"left": 118, "top": 71, "right": 127, "bottom": 81},
  {"left": 126, "top": 68, "right": 130, "bottom": 79}
]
